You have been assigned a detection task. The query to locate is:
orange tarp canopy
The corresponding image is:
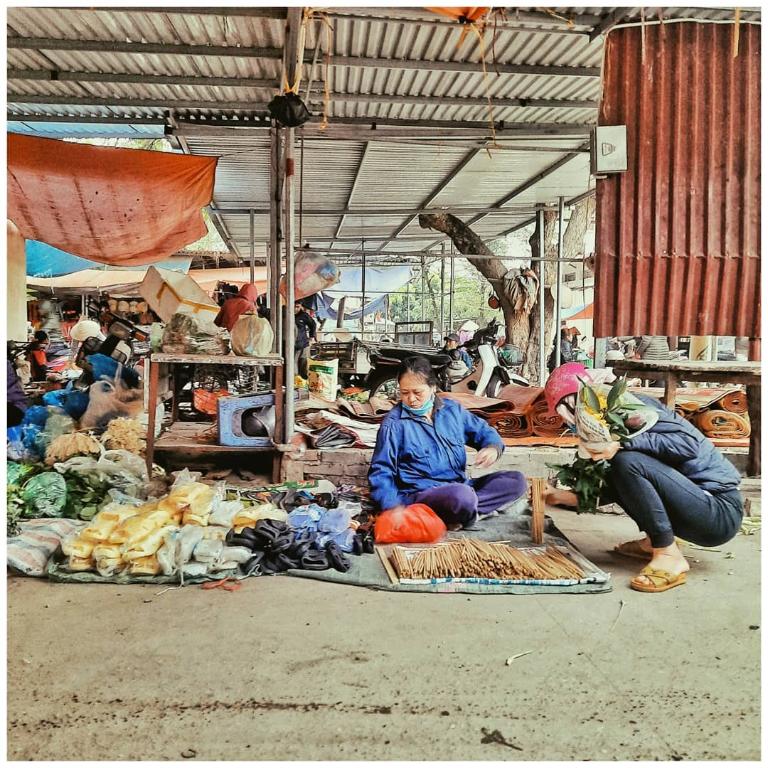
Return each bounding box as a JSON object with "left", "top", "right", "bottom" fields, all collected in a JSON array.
[{"left": 8, "top": 134, "right": 217, "bottom": 267}]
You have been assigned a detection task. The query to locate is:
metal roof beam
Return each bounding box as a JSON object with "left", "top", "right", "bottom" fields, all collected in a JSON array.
[
  {"left": 7, "top": 36, "right": 600, "bottom": 78},
  {"left": 378, "top": 146, "right": 485, "bottom": 250},
  {"left": 101, "top": 7, "right": 287, "bottom": 19},
  {"left": 7, "top": 36, "right": 283, "bottom": 59},
  {"left": 7, "top": 70, "right": 595, "bottom": 110},
  {"left": 213, "top": 204, "right": 553, "bottom": 217},
  {"left": 468, "top": 146, "right": 589, "bottom": 223},
  {"left": 328, "top": 55, "right": 600, "bottom": 78},
  {"left": 589, "top": 8, "right": 640, "bottom": 42},
  {"left": 331, "top": 141, "right": 372, "bottom": 247},
  {"left": 420, "top": 145, "right": 588, "bottom": 248},
  {"left": 8, "top": 68, "right": 277, "bottom": 89},
  {"left": 322, "top": 92, "right": 598, "bottom": 110},
  {"left": 326, "top": 8, "right": 602, "bottom": 30}
]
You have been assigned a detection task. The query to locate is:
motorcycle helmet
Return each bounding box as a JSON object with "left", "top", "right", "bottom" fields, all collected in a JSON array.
[
  {"left": 543, "top": 362, "right": 588, "bottom": 415},
  {"left": 70, "top": 319, "right": 106, "bottom": 343}
]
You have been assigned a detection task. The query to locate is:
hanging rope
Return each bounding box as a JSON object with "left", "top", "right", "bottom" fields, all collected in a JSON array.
[
  {"left": 732, "top": 7, "right": 741, "bottom": 58},
  {"left": 640, "top": 6, "right": 646, "bottom": 64},
  {"left": 299, "top": 8, "right": 334, "bottom": 130},
  {"left": 538, "top": 8, "right": 575, "bottom": 28}
]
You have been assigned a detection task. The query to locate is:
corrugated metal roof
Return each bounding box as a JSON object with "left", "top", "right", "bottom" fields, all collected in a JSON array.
[
  {"left": 594, "top": 22, "right": 760, "bottom": 339},
  {"left": 6, "top": 6, "right": 760, "bottom": 261}
]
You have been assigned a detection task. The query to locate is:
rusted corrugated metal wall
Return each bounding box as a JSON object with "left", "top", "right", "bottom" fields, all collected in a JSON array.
[{"left": 594, "top": 22, "right": 760, "bottom": 339}]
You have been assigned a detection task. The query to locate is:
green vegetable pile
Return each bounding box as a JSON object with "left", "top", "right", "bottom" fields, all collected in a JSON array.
[{"left": 6, "top": 460, "right": 112, "bottom": 532}]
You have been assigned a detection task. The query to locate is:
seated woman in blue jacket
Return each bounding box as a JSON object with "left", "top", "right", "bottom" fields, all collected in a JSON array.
[
  {"left": 544, "top": 364, "right": 743, "bottom": 593},
  {"left": 368, "top": 356, "right": 527, "bottom": 530}
]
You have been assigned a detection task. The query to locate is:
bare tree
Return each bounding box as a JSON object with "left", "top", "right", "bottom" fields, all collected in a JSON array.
[{"left": 419, "top": 197, "right": 594, "bottom": 384}]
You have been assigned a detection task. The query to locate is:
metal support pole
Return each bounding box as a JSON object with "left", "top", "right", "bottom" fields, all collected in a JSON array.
[
  {"left": 420, "top": 254, "right": 426, "bottom": 322},
  {"left": 448, "top": 244, "right": 455, "bottom": 332},
  {"left": 554, "top": 196, "right": 564, "bottom": 368},
  {"left": 249, "top": 208, "right": 255, "bottom": 284},
  {"left": 537, "top": 207, "right": 546, "bottom": 385},
  {"left": 269, "top": 124, "right": 282, "bottom": 355},
  {"left": 439, "top": 242, "right": 446, "bottom": 337},
  {"left": 284, "top": 126, "right": 296, "bottom": 442},
  {"left": 405, "top": 281, "right": 410, "bottom": 323},
  {"left": 360, "top": 240, "right": 366, "bottom": 336}
]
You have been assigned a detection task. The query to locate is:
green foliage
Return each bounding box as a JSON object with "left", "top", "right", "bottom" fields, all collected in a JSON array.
[{"left": 547, "top": 458, "right": 611, "bottom": 514}]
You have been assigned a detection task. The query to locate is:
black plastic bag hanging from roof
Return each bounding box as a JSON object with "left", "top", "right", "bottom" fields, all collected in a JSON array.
[{"left": 268, "top": 92, "right": 312, "bottom": 127}]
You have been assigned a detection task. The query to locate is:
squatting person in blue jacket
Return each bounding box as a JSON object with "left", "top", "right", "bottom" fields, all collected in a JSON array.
[
  {"left": 544, "top": 363, "right": 744, "bottom": 593},
  {"left": 368, "top": 356, "right": 527, "bottom": 530}
]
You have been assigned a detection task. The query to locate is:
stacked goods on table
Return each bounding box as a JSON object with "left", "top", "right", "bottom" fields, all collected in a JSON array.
[{"left": 388, "top": 539, "right": 585, "bottom": 582}]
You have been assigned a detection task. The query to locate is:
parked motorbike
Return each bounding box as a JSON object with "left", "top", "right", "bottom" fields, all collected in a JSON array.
[
  {"left": 71, "top": 308, "right": 148, "bottom": 389},
  {"left": 365, "top": 319, "right": 529, "bottom": 400}
]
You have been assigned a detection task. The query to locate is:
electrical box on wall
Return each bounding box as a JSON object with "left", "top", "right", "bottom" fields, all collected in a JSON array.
[{"left": 590, "top": 125, "right": 627, "bottom": 174}]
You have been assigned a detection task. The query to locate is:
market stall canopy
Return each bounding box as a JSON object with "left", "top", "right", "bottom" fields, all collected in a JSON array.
[
  {"left": 28, "top": 265, "right": 267, "bottom": 296},
  {"left": 26, "top": 240, "right": 191, "bottom": 278},
  {"left": 7, "top": 134, "right": 217, "bottom": 267}
]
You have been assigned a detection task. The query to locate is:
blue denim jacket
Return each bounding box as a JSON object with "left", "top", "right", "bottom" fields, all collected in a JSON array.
[{"left": 368, "top": 396, "right": 505, "bottom": 510}]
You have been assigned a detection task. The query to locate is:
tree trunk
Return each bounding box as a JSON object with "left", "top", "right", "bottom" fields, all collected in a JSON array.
[{"left": 419, "top": 199, "right": 594, "bottom": 386}]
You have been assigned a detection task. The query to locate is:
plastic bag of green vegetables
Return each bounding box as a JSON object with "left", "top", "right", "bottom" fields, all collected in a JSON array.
[
  {"left": 20, "top": 472, "right": 68, "bottom": 518},
  {"left": 60, "top": 471, "right": 112, "bottom": 521}
]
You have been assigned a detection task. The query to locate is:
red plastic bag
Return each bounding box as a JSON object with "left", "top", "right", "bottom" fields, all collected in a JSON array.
[{"left": 374, "top": 504, "right": 447, "bottom": 544}]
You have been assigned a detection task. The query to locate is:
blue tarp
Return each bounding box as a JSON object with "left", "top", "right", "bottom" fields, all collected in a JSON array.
[
  {"left": 316, "top": 265, "right": 410, "bottom": 321},
  {"left": 26, "top": 240, "right": 190, "bottom": 277}
]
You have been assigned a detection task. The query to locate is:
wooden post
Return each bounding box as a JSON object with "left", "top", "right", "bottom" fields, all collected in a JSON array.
[
  {"left": 747, "top": 337, "right": 761, "bottom": 477},
  {"left": 663, "top": 374, "right": 678, "bottom": 409},
  {"left": 531, "top": 477, "right": 546, "bottom": 545},
  {"left": 145, "top": 357, "right": 160, "bottom": 476},
  {"left": 537, "top": 206, "right": 546, "bottom": 385},
  {"left": 554, "top": 196, "right": 564, "bottom": 368}
]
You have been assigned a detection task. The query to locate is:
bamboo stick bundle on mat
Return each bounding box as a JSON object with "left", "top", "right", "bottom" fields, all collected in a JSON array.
[
  {"left": 486, "top": 411, "right": 532, "bottom": 438},
  {"left": 718, "top": 390, "right": 748, "bottom": 414},
  {"left": 530, "top": 398, "right": 566, "bottom": 437},
  {"left": 388, "top": 540, "right": 585, "bottom": 582},
  {"left": 695, "top": 409, "right": 751, "bottom": 438}
]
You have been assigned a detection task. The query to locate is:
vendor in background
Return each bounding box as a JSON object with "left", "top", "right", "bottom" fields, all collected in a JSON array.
[
  {"left": 214, "top": 283, "right": 260, "bottom": 333},
  {"left": 7, "top": 360, "right": 28, "bottom": 427},
  {"left": 441, "top": 333, "right": 473, "bottom": 370},
  {"left": 27, "top": 330, "right": 50, "bottom": 382},
  {"left": 543, "top": 363, "right": 743, "bottom": 593},
  {"left": 368, "top": 356, "right": 527, "bottom": 530},
  {"left": 547, "top": 326, "right": 576, "bottom": 372},
  {"left": 295, "top": 301, "right": 317, "bottom": 379}
]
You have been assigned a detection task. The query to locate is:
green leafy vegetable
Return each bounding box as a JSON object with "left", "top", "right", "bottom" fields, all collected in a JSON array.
[{"left": 548, "top": 458, "right": 611, "bottom": 514}]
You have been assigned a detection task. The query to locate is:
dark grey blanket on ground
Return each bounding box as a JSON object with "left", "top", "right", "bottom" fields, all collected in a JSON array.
[{"left": 287, "top": 510, "right": 613, "bottom": 595}]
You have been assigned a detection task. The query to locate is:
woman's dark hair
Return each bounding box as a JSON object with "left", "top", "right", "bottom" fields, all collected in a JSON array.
[
  {"left": 397, "top": 356, "right": 438, "bottom": 387},
  {"left": 33, "top": 330, "right": 49, "bottom": 342}
]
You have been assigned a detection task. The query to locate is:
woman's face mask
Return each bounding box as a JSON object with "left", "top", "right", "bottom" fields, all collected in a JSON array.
[{"left": 398, "top": 372, "right": 435, "bottom": 415}]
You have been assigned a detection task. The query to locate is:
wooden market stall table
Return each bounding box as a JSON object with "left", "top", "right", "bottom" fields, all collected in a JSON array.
[
  {"left": 145, "top": 352, "right": 284, "bottom": 478},
  {"left": 610, "top": 359, "right": 761, "bottom": 476}
]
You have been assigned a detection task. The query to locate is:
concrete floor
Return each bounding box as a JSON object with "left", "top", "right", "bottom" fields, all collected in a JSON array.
[{"left": 7, "top": 507, "right": 761, "bottom": 761}]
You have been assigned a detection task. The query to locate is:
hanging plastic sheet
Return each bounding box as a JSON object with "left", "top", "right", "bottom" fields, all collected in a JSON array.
[
  {"left": 26, "top": 240, "right": 192, "bottom": 278},
  {"left": 8, "top": 134, "right": 217, "bottom": 266}
]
